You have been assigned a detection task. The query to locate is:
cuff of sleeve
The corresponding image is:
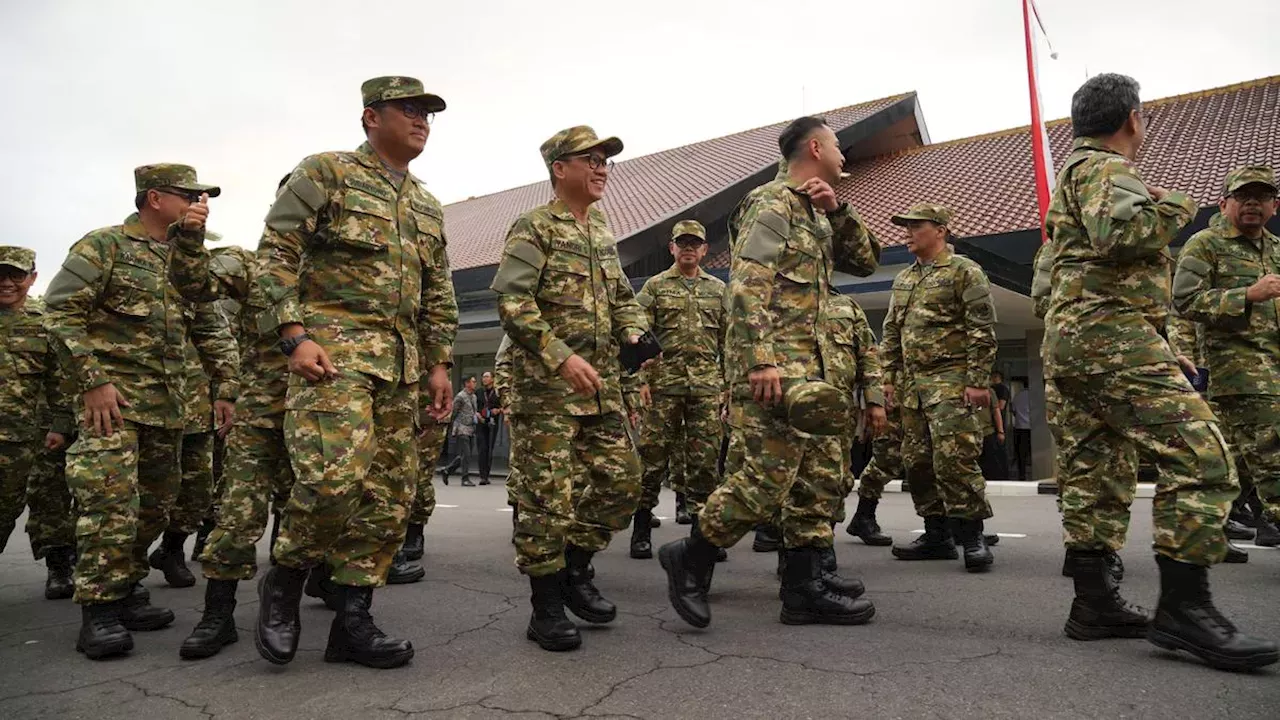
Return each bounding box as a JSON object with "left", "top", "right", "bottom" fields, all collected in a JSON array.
[
  {"left": 1164, "top": 192, "right": 1198, "bottom": 216},
  {"left": 744, "top": 344, "right": 775, "bottom": 371},
  {"left": 50, "top": 417, "right": 76, "bottom": 436},
  {"left": 617, "top": 327, "right": 646, "bottom": 344},
  {"left": 270, "top": 299, "right": 304, "bottom": 330},
  {"left": 76, "top": 358, "right": 110, "bottom": 394},
  {"left": 421, "top": 345, "right": 453, "bottom": 370},
  {"left": 863, "top": 387, "right": 886, "bottom": 407},
  {"left": 829, "top": 202, "right": 852, "bottom": 218},
  {"left": 169, "top": 226, "right": 206, "bottom": 254},
  {"left": 214, "top": 381, "right": 240, "bottom": 402},
  {"left": 541, "top": 339, "right": 574, "bottom": 374},
  {"left": 1225, "top": 287, "right": 1250, "bottom": 317},
  {"left": 965, "top": 372, "right": 988, "bottom": 390}
]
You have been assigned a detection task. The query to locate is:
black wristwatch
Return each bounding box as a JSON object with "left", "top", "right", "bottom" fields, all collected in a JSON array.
[{"left": 279, "top": 333, "right": 311, "bottom": 356}]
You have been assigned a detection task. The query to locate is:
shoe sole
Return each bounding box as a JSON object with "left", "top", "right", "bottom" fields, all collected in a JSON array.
[
  {"left": 1064, "top": 618, "right": 1148, "bottom": 641},
  {"left": 254, "top": 573, "right": 295, "bottom": 665},
  {"left": 564, "top": 603, "right": 615, "bottom": 625},
  {"left": 752, "top": 542, "right": 780, "bottom": 553},
  {"left": 179, "top": 632, "right": 238, "bottom": 659},
  {"left": 658, "top": 544, "right": 710, "bottom": 629},
  {"left": 388, "top": 569, "right": 426, "bottom": 585},
  {"left": 1225, "top": 530, "right": 1255, "bottom": 540},
  {"left": 122, "top": 612, "right": 175, "bottom": 632},
  {"left": 324, "top": 647, "right": 415, "bottom": 668},
  {"left": 630, "top": 548, "right": 653, "bottom": 560},
  {"left": 676, "top": 518, "right": 693, "bottom": 526},
  {"left": 891, "top": 548, "right": 959, "bottom": 561},
  {"left": 854, "top": 535, "right": 893, "bottom": 547},
  {"left": 965, "top": 559, "right": 994, "bottom": 573},
  {"left": 1148, "top": 627, "right": 1280, "bottom": 670},
  {"left": 526, "top": 627, "right": 582, "bottom": 651},
  {"left": 76, "top": 636, "right": 134, "bottom": 659},
  {"left": 45, "top": 589, "right": 74, "bottom": 601},
  {"left": 1223, "top": 554, "right": 1249, "bottom": 564},
  {"left": 779, "top": 605, "right": 876, "bottom": 626}
]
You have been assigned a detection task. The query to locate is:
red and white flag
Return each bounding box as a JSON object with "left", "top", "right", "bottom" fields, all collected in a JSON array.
[{"left": 1022, "top": 0, "right": 1056, "bottom": 241}]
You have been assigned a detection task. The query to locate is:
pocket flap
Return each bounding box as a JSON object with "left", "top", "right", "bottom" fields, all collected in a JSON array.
[{"left": 285, "top": 383, "right": 350, "bottom": 413}]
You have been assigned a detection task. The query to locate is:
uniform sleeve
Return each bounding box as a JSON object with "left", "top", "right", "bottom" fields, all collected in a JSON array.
[
  {"left": 729, "top": 195, "right": 788, "bottom": 371},
  {"left": 1079, "top": 159, "right": 1197, "bottom": 261},
  {"left": 610, "top": 265, "right": 647, "bottom": 344},
  {"left": 635, "top": 277, "right": 658, "bottom": 386},
  {"left": 44, "top": 338, "right": 78, "bottom": 436},
  {"left": 492, "top": 217, "right": 573, "bottom": 374},
  {"left": 187, "top": 301, "right": 240, "bottom": 401},
  {"left": 257, "top": 158, "right": 330, "bottom": 332},
  {"left": 42, "top": 235, "right": 113, "bottom": 393},
  {"left": 419, "top": 221, "right": 458, "bottom": 370},
  {"left": 1173, "top": 235, "right": 1250, "bottom": 324},
  {"left": 959, "top": 263, "right": 999, "bottom": 389},
  {"left": 1166, "top": 312, "right": 1200, "bottom": 365},
  {"left": 828, "top": 204, "right": 881, "bottom": 277},
  {"left": 880, "top": 286, "right": 903, "bottom": 383},
  {"left": 169, "top": 242, "right": 251, "bottom": 304},
  {"left": 493, "top": 335, "right": 513, "bottom": 411},
  {"left": 852, "top": 305, "right": 884, "bottom": 406},
  {"left": 1030, "top": 242, "right": 1054, "bottom": 320}
]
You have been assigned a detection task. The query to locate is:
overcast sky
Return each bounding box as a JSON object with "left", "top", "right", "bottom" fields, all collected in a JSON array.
[{"left": 2, "top": 0, "right": 1276, "bottom": 294}]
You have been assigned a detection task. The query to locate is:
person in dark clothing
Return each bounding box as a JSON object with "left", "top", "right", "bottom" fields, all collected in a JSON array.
[{"left": 476, "top": 371, "right": 502, "bottom": 485}]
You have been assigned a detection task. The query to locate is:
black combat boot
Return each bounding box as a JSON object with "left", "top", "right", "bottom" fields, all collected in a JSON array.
[
  {"left": 630, "top": 509, "right": 654, "bottom": 559},
  {"left": 180, "top": 579, "right": 239, "bottom": 659},
  {"left": 149, "top": 531, "right": 196, "bottom": 587},
  {"left": 1062, "top": 549, "right": 1125, "bottom": 583},
  {"left": 255, "top": 564, "right": 309, "bottom": 664},
  {"left": 526, "top": 573, "right": 581, "bottom": 651},
  {"left": 1148, "top": 555, "right": 1279, "bottom": 671},
  {"left": 121, "top": 583, "right": 175, "bottom": 631},
  {"left": 1255, "top": 514, "right": 1280, "bottom": 547},
  {"left": 779, "top": 547, "right": 875, "bottom": 626},
  {"left": 846, "top": 497, "right": 892, "bottom": 546},
  {"left": 324, "top": 585, "right": 415, "bottom": 668},
  {"left": 952, "top": 518, "right": 993, "bottom": 573},
  {"left": 44, "top": 546, "right": 75, "bottom": 600},
  {"left": 891, "top": 516, "right": 958, "bottom": 560},
  {"left": 649, "top": 513, "right": 662, "bottom": 528},
  {"left": 562, "top": 545, "right": 616, "bottom": 623},
  {"left": 1224, "top": 519, "right": 1254, "bottom": 541},
  {"left": 816, "top": 546, "right": 866, "bottom": 598},
  {"left": 1224, "top": 541, "right": 1249, "bottom": 564},
  {"left": 387, "top": 550, "right": 425, "bottom": 584},
  {"left": 192, "top": 517, "right": 215, "bottom": 561},
  {"left": 1063, "top": 550, "right": 1150, "bottom": 641},
  {"left": 675, "top": 493, "right": 692, "bottom": 525},
  {"left": 658, "top": 531, "right": 720, "bottom": 628},
  {"left": 305, "top": 564, "right": 343, "bottom": 611},
  {"left": 752, "top": 524, "right": 781, "bottom": 553},
  {"left": 76, "top": 601, "right": 133, "bottom": 660},
  {"left": 402, "top": 522, "right": 425, "bottom": 561}
]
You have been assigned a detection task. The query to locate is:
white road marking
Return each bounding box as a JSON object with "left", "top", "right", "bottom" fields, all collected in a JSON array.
[
  {"left": 1233, "top": 543, "right": 1276, "bottom": 551},
  {"left": 496, "top": 507, "right": 513, "bottom": 512},
  {"left": 436, "top": 504, "right": 459, "bottom": 509},
  {"left": 909, "top": 530, "right": 1027, "bottom": 538}
]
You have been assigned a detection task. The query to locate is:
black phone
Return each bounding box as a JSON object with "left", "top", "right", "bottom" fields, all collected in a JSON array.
[
  {"left": 620, "top": 330, "right": 662, "bottom": 375},
  {"left": 1185, "top": 366, "right": 1210, "bottom": 393}
]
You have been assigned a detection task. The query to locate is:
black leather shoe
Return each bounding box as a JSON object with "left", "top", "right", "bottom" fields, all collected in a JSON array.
[
  {"left": 675, "top": 493, "right": 693, "bottom": 525},
  {"left": 305, "top": 565, "right": 343, "bottom": 611},
  {"left": 387, "top": 551, "right": 425, "bottom": 584},
  {"left": 149, "top": 531, "right": 196, "bottom": 587},
  {"left": 562, "top": 545, "right": 616, "bottom": 624},
  {"left": 402, "top": 523, "right": 425, "bottom": 561},
  {"left": 1224, "top": 519, "right": 1254, "bottom": 540},
  {"left": 779, "top": 547, "right": 875, "bottom": 626},
  {"left": 526, "top": 573, "right": 581, "bottom": 651},
  {"left": 121, "top": 586, "right": 175, "bottom": 631},
  {"left": 892, "top": 516, "right": 958, "bottom": 560},
  {"left": 630, "top": 510, "right": 654, "bottom": 559},
  {"left": 846, "top": 498, "right": 892, "bottom": 546},
  {"left": 180, "top": 579, "right": 239, "bottom": 659},
  {"left": 44, "top": 546, "right": 75, "bottom": 600},
  {"left": 1224, "top": 541, "right": 1249, "bottom": 564},
  {"left": 1063, "top": 550, "right": 1150, "bottom": 640},
  {"left": 76, "top": 601, "right": 133, "bottom": 660},
  {"left": 324, "top": 585, "right": 414, "bottom": 668},
  {"left": 1255, "top": 516, "right": 1280, "bottom": 547},
  {"left": 752, "top": 525, "right": 781, "bottom": 553},
  {"left": 816, "top": 546, "right": 865, "bottom": 599},
  {"left": 951, "top": 518, "right": 993, "bottom": 573},
  {"left": 658, "top": 533, "right": 719, "bottom": 628},
  {"left": 649, "top": 514, "right": 661, "bottom": 529},
  {"left": 255, "top": 565, "right": 308, "bottom": 665}
]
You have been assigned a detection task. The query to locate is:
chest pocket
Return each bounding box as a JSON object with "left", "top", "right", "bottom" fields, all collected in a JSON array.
[
  {"left": 1218, "top": 250, "right": 1262, "bottom": 289},
  {"left": 653, "top": 291, "right": 685, "bottom": 328},
  {"left": 919, "top": 273, "right": 958, "bottom": 315},
  {"left": 9, "top": 334, "right": 48, "bottom": 375},
  {"left": 696, "top": 292, "right": 722, "bottom": 329},
  {"left": 411, "top": 202, "right": 444, "bottom": 268},
  {"left": 891, "top": 278, "right": 918, "bottom": 321},
  {"left": 538, "top": 241, "right": 591, "bottom": 307},
  {"left": 336, "top": 180, "right": 395, "bottom": 251},
  {"left": 599, "top": 245, "right": 622, "bottom": 303},
  {"left": 104, "top": 253, "right": 162, "bottom": 319}
]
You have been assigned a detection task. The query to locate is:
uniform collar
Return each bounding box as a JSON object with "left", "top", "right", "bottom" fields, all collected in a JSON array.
[
  {"left": 548, "top": 197, "right": 604, "bottom": 225},
  {"left": 661, "top": 263, "right": 706, "bottom": 281},
  {"left": 353, "top": 141, "right": 423, "bottom": 192},
  {"left": 1070, "top": 136, "right": 1124, "bottom": 157},
  {"left": 1211, "top": 211, "right": 1275, "bottom": 249},
  {"left": 913, "top": 243, "right": 955, "bottom": 269},
  {"left": 122, "top": 213, "right": 166, "bottom": 246},
  {"left": 779, "top": 177, "right": 817, "bottom": 219}
]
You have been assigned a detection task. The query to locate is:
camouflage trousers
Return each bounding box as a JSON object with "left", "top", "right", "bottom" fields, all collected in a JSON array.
[
  {"left": 209, "top": 432, "right": 228, "bottom": 519},
  {"left": 169, "top": 430, "right": 215, "bottom": 535},
  {"left": 1213, "top": 395, "right": 1280, "bottom": 521},
  {"left": 511, "top": 412, "right": 640, "bottom": 577},
  {"left": 0, "top": 440, "right": 36, "bottom": 554},
  {"left": 504, "top": 418, "right": 522, "bottom": 510},
  {"left": 637, "top": 393, "right": 722, "bottom": 515},
  {"left": 199, "top": 422, "right": 295, "bottom": 581},
  {"left": 1047, "top": 363, "right": 1235, "bottom": 565},
  {"left": 857, "top": 404, "right": 904, "bottom": 502},
  {"left": 701, "top": 397, "right": 842, "bottom": 550},
  {"left": 412, "top": 422, "right": 447, "bottom": 525},
  {"left": 65, "top": 421, "right": 182, "bottom": 604},
  {"left": 901, "top": 400, "right": 989, "bottom": 520},
  {"left": 27, "top": 437, "right": 75, "bottom": 559},
  {"left": 274, "top": 373, "right": 416, "bottom": 587}
]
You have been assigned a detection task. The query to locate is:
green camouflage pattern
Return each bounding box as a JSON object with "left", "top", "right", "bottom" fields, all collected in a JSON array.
[
  {"left": 538, "top": 126, "right": 623, "bottom": 169},
  {"left": 1212, "top": 396, "right": 1280, "bottom": 520},
  {"left": 890, "top": 202, "right": 953, "bottom": 227},
  {"left": 412, "top": 419, "right": 446, "bottom": 524},
  {"left": 671, "top": 220, "right": 707, "bottom": 241},
  {"left": 1047, "top": 363, "right": 1234, "bottom": 563},
  {"left": 133, "top": 163, "right": 220, "bottom": 196},
  {"left": 199, "top": 425, "right": 295, "bottom": 580},
  {"left": 1032, "top": 137, "right": 1198, "bottom": 377},
  {"left": 1173, "top": 211, "right": 1280, "bottom": 398},
  {"left": 635, "top": 266, "right": 726, "bottom": 396},
  {"left": 510, "top": 412, "right": 640, "bottom": 577},
  {"left": 857, "top": 403, "right": 903, "bottom": 501},
  {"left": 637, "top": 393, "right": 722, "bottom": 514},
  {"left": 823, "top": 293, "right": 883, "bottom": 406},
  {"left": 65, "top": 421, "right": 182, "bottom": 603},
  {"left": 170, "top": 430, "right": 215, "bottom": 535},
  {"left": 881, "top": 244, "right": 997, "bottom": 409},
  {"left": 274, "top": 373, "right": 417, "bottom": 587},
  {"left": 901, "top": 401, "right": 991, "bottom": 519},
  {"left": 493, "top": 335, "right": 520, "bottom": 509},
  {"left": 360, "top": 76, "right": 445, "bottom": 112},
  {"left": 25, "top": 439, "right": 75, "bottom": 559},
  {"left": 1166, "top": 312, "right": 1204, "bottom": 367},
  {"left": 1223, "top": 165, "right": 1277, "bottom": 195},
  {"left": 491, "top": 199, "right": 647, "bottom": 416},
  {"left": 0, "top": 245, "right": 35, "bottom": 272},
  {"left": 0, "top": 441, "right": 35, "bottom": 553},
  {"left": 1, "top": 298, "right": 74, "bottom": 442}
]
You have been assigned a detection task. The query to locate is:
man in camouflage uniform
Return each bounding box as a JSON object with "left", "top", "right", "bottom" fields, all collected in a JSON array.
[
  {"left": 0, "top": 247, "right": 77, "bottom": 600},
  {"left": 237, "top": 77, "right": 458, "bottom": 669},
  {"left": 846, "top": 377, "right": 899, "bottom": 547},
  {"left": 881, "top": 205, "right": 997, "bottom": 572},
  {"left": 631, "top": 220, "right": 726, "bottom": 560},
  {"left": 1033, "top": 73, "right": 1275, "bottom": 669},
  {"left": 43, "top": 163, "right": 235, "bottom": 660},
  {"left": 491, "top": 126, "right": 647, "bottom": 652},
  {"left": 660, "top": 116, "right": 880, "bottom": 629}
]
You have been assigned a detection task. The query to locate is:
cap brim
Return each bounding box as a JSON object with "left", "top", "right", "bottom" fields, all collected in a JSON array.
[
  {"left": 373, "top": 93, "right": 447, "bottom": 113},
  {"left": 672, "top": 234, "right": 706, "bottom": 243},
  {"left": 0, "top": 261, "right": 32, "bottom": 272},
  {"left": 580, "top": 136, "right": 624, "bottom": 159},
  {"left": 1228, "top": 180, "right": 1279, "bottom": 194},
  {"left": 174, "top": 183, "right": 221, "bottom": 198}
]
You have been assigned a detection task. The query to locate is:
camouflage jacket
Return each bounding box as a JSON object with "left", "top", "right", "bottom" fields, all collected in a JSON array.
[
  {"left": 169, "top": 243, "right": 291, "bottom": 428},
  {"left": 491, "top": 199, "right": 647, "bottom": 416},
  {"left": 1173, "top": 212, "right": 1280, "bottom": 398},
  {"left": 724, "top": 178, "right": 880, "bottom": 395},
  {"left": 1166, "top": 312, "right": 1205, "bottom": 368},
  {"left": 0, "top": 298, "right": 75, "bottom": 441},
  {"left": 1032, "top": 136, "right": 1197, "bottom": 378},
  {"left": 43, "top": 214, "right": 239, "bottom": 430},
  {"left": 254, "top": 142, "right": 458, "bottom": 384},
  {"left": 881, "top": 245, "right": 997, "bottom": 409},
  {"left": 635, "top": 265, "right": 725, "bottom": 396},
  {"left": 493, "top": 334, "right": 514, "bottom": 415},
  {"left": 824, "top": 292, "right": 884, "bottom": 406}
]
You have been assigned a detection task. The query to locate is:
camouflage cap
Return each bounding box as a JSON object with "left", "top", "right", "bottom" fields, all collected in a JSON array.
[
  {"left": 671, "top": 220, "right": 706, "bottom": 243},
  {"left": 361, "top": 76, "right": 446, "bottom": 113},
  {"left": 134, "top": 164, "right": 221, "bottom": 197},
  {"left": 891, "top": 202, "right": 953, "bottom": 227},
  {"left": 781, "top": 379, "right": 851, "bottom": 436},
  {"left": 0, "top": 246, "right": 35, "bottom": 273},
  {"left": 1223, "top": 165, "right": 1277, "bottom": 195},
  {"left": 540, "top": 126, "right": 624, "bottom": 170}
]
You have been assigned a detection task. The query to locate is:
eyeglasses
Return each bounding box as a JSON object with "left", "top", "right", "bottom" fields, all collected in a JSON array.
[
  {"left": 565, "top": 153, "right": 614, "bottom": 171},
  {"left": 394, "top": 102, "right": 435, "bottom": 125},
  {"left": 1229, "top": 189, "right": 1278, "bottom": 204},
  {"left": 155, "top": 188, "right": 202, "bottom": 203},
  {"left": 674, "top": 239, "right": 705, "bottom": 249},
  {"left": 0, "top": 268, "right": 30, "bottom": 283}
]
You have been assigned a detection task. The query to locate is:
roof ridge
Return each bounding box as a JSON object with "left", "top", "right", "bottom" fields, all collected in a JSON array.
[{"left": 870, "top": 74, "right": 1280, "bottom": 162}]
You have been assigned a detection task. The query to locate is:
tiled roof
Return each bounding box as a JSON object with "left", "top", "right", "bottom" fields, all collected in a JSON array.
[
  {"left": 443, "top": 94, "right": 909, "bottom": 270},
  {"left": 705, "top": 75, "right": 1280, "bottom": 268}
]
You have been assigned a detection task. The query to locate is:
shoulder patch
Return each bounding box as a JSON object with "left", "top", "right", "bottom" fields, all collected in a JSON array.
[
  {"left": 738, "top": 210, "right": 790, "bottom": 267},
  {"left": 1108, "top": 171, "right": 1151, "bottom": 222}
]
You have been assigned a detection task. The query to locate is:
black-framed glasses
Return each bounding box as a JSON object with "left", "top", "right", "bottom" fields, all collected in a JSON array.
[
  {"left": 0, "top": 267, "right": 30, "bottom": 283},
  {"left": 393, "top": 102, "right": 435, "bottom": 125},
  {"left": 1229, "top": 189, "right": 1278, "bottom": 204},
  {"left": 566, "top": 153, "right": 614, "bottom": 171},
  {"left": 674, "top": 238, "right": 705, "bottom": 249},
  {"left": 155, "top": 188, "right": 202, "bottom": 203}
]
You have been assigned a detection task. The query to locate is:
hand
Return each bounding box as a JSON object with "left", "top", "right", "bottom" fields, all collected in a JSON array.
[
  {"left": 883, "top": 383, "right": 895, "bottom": 411},
  {"left": 865, "top": 406, "right": 887, "bottom": 437},
  {"left": 629, "top": 334, "right": 661, "bottom": 370},
  {"left": 44, "top": 432, "right": 68, "bottom": 451},
  {"left": 214, "top": 399, "right": 236, "bottom": 438},
  {"left": 1143, "top": 183, "right": 1169, "bottom": 202},
  {"left": 1175, "top": 355, "right": 1199, "bottom": 381},
  {"left": 82, "top": 383, "right": 130, "bottom": 437},
  {"left": 288, "top": 339, "right": 339, "bottom": 382},
  {"left": 558, "top": 354, "right": 603, "bottom": 396},
  {"left": 639, "top": 384, "right": 652, "bottom": 408},
  {"left": 427, "top": 364, "right": 453, "bottom": 422},
  {"left": 963, "top": 386, "right": 990, "bottom": 408},
  {"left": 798, "top": 178, "right": 839, "bottom": 212},
  {"left": 996, "top": 431, "right": 1006, "bottom": 444},
  {"left": 749, "top": 366, "right": 783, "bottom": 406},
  {"left": 628, "top": 410, "right": 640, "bottom": 430},
  {"left": 1246, "top": 274, "right": 1280, "bottom": 303},
  {"left": 180, "top": 193, "right": 210, "bottom": 231}
]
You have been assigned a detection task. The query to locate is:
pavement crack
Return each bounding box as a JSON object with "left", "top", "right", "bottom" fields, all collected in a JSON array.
[
  {"left": 118, "top": 678, "right": 215, "bottom": 719},
  {"left": 0, "top": 668, "right": 159, "bottom": 703}
]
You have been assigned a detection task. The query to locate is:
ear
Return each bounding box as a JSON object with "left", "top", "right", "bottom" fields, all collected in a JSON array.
[
  {"left": 1126, "top": 109, "right": 1142, "bottom": 136},
  {"left": 146, "top": 189, "right": 162, "bottom": 210},
  {"left": 552, "top": 160, "right": 568, "bottom": 183},
  {"left": 1219, "top": 197, "right": 1229, "bottom": 212},
  {"left": 809, "top": 135, "right": 823, "bottom": 160},
  {"left": 362, "top": 106, "right": 381, "bottom": 131}
]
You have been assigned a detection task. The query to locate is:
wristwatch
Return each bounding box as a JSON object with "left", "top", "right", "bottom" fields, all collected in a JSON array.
[{"left": 279, "top": 333, "right": 311, "bottom": 356}]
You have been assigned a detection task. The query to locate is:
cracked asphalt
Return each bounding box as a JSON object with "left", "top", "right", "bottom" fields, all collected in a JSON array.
[{"left": 2, "top": 488, "right": 1279, "bottom": 719}]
